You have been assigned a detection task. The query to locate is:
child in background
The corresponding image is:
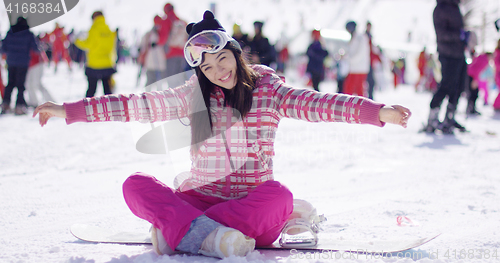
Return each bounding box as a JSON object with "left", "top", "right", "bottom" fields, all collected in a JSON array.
[
  {"left": 493, "top": 39, "right": 500, "bottom": 111},
  {"left": 467, "top": 51, "right": 493, "bottom": 114},
  {"left": 26, "top": 45, "right": 54, "bottom": 108}
]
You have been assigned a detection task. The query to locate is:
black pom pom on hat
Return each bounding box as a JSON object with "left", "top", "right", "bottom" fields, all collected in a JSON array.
[{"left": 186, "top": 10, "right": 226, "bottom": 39}]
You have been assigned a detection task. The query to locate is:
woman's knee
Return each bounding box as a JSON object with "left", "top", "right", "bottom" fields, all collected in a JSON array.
[
  {"left": 255, "top": 181, "right": 294, "bottom": 219},
  {"left": 122, "top": 172, "right": 155, "bottom": 198},
  {"left": 260, "top": 181, "right": 293, "bottom": 201}
]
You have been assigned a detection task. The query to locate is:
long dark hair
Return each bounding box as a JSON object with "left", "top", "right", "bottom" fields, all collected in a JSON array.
[{"left": 191, "top": 43, "right": 259, "bottom": 152}]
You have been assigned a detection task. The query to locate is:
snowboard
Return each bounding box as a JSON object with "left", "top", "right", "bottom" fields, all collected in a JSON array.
[{"left": 70, "top": 224, "right": 440, "bottom": 253}]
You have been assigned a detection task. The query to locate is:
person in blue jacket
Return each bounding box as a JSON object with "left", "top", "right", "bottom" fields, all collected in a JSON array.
[
  {"left": 306, "top": 29, "right": 329, "bottom": 92},
  {"left": 1, "top": 17, "right": 39, "bottom": 115}
]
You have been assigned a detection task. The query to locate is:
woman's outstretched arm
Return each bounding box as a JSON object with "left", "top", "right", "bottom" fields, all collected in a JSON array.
[
  {"left": 33, "top": 76, "right": 200, "bottom": 127},
  {"left": 270, "top": 73, "right": 411, "bottom": 128}
]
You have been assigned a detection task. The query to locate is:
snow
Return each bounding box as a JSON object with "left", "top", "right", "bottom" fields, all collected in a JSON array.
[{"left": 2, "top": 0, "right": 500, "bottom": 262}]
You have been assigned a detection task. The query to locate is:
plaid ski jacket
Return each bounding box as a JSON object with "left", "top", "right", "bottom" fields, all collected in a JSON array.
[{"left": 64, "top": 65, "right": 385, "bottom": 199}]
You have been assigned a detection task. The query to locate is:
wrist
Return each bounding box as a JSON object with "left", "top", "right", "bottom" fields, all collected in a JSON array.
[{"left": 63, "top": 100, "right": 87, "bottom": 124}]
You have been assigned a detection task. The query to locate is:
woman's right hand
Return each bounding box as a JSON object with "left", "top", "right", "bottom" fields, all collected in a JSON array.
[{"left": 33, "top": 102, "right": 66, "bottom": 127}]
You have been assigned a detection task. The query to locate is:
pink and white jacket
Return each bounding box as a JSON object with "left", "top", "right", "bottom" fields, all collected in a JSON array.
[{"left": 64, "top": 65, "right": 385, "bottom": 199}]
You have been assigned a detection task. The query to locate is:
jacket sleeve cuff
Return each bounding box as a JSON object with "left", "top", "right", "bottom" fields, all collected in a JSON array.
[
  {"left": 64, "top": 100, "right": 88, "bottom": 124},
  {"left": 359, "top": 99, "right": 385, "bottom": 127}
]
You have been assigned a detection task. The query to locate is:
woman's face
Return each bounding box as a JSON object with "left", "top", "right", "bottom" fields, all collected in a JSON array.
[{"left": 199, "top": 49, "right": 237, "bottom": 90}]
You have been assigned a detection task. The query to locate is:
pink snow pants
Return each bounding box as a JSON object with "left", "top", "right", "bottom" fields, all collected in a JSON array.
[{"left": 122, "top": 172, "right": 293, "bottom": 251}]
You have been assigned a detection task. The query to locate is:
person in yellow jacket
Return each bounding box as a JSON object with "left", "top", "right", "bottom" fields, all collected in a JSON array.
[{"left": 75, "top": 11, "right": 117, "bottom": 97}]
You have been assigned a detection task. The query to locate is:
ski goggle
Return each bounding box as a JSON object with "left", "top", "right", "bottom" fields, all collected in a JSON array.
[{"left": 184, "top": 30, "right": 234, "bottom": 67}]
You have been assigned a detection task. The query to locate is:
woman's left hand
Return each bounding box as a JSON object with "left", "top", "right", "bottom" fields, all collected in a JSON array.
[{"left": 379, "top": 105, "right": 411, "bottom": 128}]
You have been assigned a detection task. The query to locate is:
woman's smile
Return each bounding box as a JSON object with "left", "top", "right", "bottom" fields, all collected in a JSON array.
[{"left": 220, "top": 72, "right": 231, "bottom": 82}]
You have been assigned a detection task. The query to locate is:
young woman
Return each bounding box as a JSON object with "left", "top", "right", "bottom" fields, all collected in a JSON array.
[{"left": 33, "top": 11, "right": 411, "bottom": 258}]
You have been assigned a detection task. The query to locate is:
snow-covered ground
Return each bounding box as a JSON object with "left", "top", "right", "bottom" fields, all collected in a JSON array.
[{"left": 2, "top": 0, "right": 500, "bottom": 262}]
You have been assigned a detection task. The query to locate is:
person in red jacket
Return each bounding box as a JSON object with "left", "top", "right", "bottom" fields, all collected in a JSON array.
[
  {"left": 415, "top": 47, "right": 428, "bottom": 92},
  {"left": 158, "top": 3, "right": 188, "bottom": 88},
  {"left": 49, "top": 23, "right": 72, "bottom": 72}
]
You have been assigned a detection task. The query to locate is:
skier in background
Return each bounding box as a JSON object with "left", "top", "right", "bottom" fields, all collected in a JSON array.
[
  {"left": 49, "top": 23, "right": 72, "bottom": 72},
  {"left": 0, "top": 52, "right": 4, "bottom": 100},
  {"left": 306, "top": 29, "right": 328, "bottom": 92},
  {"left": 232, "top": 23, "right": 250, "bottom": 52},
  {"left": 365, "top": 21, "right": 380, "bottom": 99},
  {"left": 398, "top": 55, "right": 406, "bottom": 85},
  {"left": 38, "top": 32, "right": 53, "bottom": 64},
  {"left": 25, "top": 39, "right": 54, "bottom": 108},
  {"left": 343, "top": 21, "right": 370, "bottom": 97},
  {"left": 275, "top": 32, "right": 290, "bottom": 74},
  {"left": 34, "top": 10, "right": 411, "bottom": 259},
  {"left": 415, "top": 47, "right": 428, "bottom": 92},
  {"left": 74, "top": 11, "right": 117, "bottom": 98},
  {"left": 115, "top": 28, "right": 124, "bottom": 64},
  {"left": 139, "top": 15, "right": 167, "bottom": 90},
  {"left": 0, "top": 17, "right": 39, "bottom": 115},
  {"left": 67, "top": 29, "right": 85, "bottom": 67},
  {"left": 392, "top": 58, "right": 405, "bottom": 88},
  {"left": 423, "top": 53, "right": 439, "bottom": 92},
  {"left": 467, "top": 51, "right": 493, "bottom": 115},
  {"left": 424, "top": 0, "right": 468, "bottom": 133},
  {"left": 159, "top": 3, "right": 188, "bottom": 88},
  {"left": 334, "top": 50, "right": 349, "bottom": 93},
  {"left": 249, "top": 21, "right": 275, "bottom": 67}
]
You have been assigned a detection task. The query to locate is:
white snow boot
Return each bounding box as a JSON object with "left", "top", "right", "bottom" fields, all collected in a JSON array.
[
  {"left": 151, "top": 226, "right": 179, "bottom": 255},
  {"left": 289, "top": 199, "right": 327, "bottom": 227},
  {"left": 279, "top": 199, "right": 327, "bottom": 248},
  {"left": 199, "top": 226, "right": 255, "bottom": 258}
]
